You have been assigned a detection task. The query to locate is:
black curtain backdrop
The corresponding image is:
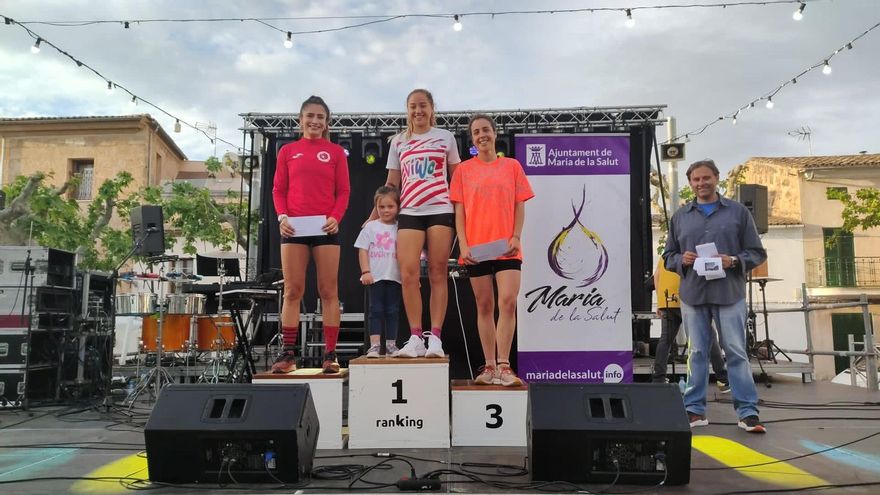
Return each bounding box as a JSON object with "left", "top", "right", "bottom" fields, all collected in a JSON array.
[{"left": 256, "top": 125, "right": 654, "bottom": 377}]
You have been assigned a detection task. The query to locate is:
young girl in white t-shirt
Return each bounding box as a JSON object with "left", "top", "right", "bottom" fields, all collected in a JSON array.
[{"left": 355, "top": 186, "right": 402, "bottom": 357}]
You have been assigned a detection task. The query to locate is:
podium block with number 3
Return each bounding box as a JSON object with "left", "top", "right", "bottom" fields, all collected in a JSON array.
[
  {"left": 451, "top": 379, "right": 528, "bottom": 446},
  {"left": 348, "top": 356, "right": 450, "bottom": 449}
]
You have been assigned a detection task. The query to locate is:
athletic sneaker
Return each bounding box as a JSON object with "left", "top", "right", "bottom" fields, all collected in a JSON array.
[
  {"left": 366, "top": 344, "right": 381, "bottom": 358},
  {"left": 474, "top": 365, "right": 496, "bottom": 385},
  {"left": 322, "top": 351, "right": 340, "bottom": 373},
  {"left": 497, "top": 364, "right": 523, "bottom": 387},
  {"left": 397, "top": 335, "right": 426, "bottom": 358},
  {"left": 717, "top": 381, "right": 731, "bottom": 394},
  {"left": 385, "top": 342, "right": 400, "bottom": 357},
  {"left": 425, "top": 334, "right": 444, "bottom": 358},
  {"left": 271, "top": 350, "right": 297, "bottom": 374},
  {"left": 738, "top": 415, "right": 766, "bottom": 434},
  {"left": 688, "top": 412, "right": 709, "bottom": 428}
]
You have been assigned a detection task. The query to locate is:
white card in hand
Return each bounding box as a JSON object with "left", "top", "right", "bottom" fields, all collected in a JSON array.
[
  {"left": 695, "top": 257, "right": 725, "bottom": 280},
  {"left": 695, "top": 242, "right": 718, "bottom": 258},
  {"left": 470, "top": 238, "right": 510, "bottom": 262},
  {"left": 288, "top": 215, "right": 327, "bottom": 237}
]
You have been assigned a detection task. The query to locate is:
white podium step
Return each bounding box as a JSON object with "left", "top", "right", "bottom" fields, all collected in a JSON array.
[
  {"left": 451, "top": 379, "right": 528, "bottom": 447},
  {"left": 253, "top": 368, "right": 348, "bottom": 449},
  {"left": 348, "top": 356, "right": 450, "bottom": 449}
]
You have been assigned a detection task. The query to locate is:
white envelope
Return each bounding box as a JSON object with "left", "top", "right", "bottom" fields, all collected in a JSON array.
[
  {"left": 288, "top": 215, "right": 327, "bottom": 237},
  {"left": 695, "top": 257, "right": 725, "bottom": 280},
  {"left": 470, "top": 238, "right": 510, "bottom": 262}
]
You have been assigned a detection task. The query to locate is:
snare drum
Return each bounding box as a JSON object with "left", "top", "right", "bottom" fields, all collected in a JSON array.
[
  {"left": 166, "top": 294, "right": 206, "bottom": 315},
  {"left": 141, "top": 315, "right": 191, "bottom": 352},
  {"left": 196, "top": 315, "right": 236, "bottom": 351},
  {"left": 115, "top": 293, "right": 157, "bottom": 315}
]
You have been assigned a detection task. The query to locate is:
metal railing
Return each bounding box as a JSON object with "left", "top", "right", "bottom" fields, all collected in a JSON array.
[{"left": 805, "top": 257, "right": 880, "bottom": 288}]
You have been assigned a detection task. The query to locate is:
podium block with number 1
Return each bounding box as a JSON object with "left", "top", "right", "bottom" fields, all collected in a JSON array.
[{"left": 348, "top": 356, "right": 450, "bottom": 449}]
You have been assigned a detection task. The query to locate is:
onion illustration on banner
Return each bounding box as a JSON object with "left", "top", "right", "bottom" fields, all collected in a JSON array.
[{"left": 547, "top": 186, "right": 609, "bottom": 287}]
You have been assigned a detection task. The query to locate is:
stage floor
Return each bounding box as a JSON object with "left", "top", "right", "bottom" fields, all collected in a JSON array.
[{"left": 1, "top": 377, "right": 878, "bottom": 494}]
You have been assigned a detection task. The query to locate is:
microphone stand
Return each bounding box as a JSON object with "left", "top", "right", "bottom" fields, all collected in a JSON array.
[
  {"left": 20, "top": 222, "right": 36, "bottom": 410},
  {"left": 106, "top": 230, "right": 151, "bottom": 410}
]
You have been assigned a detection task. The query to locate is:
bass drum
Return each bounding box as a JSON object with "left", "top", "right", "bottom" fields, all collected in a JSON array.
[
  {"left": 141, "top": 315, "right": 191, "bottom": 352},
  {"left": 196, "top": 315, "right": 236, "bottom": 351}
]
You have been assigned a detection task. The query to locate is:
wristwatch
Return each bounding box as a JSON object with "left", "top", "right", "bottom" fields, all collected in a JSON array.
[{"left": 729, "top": 256, "right": 738, "bottom": 268}]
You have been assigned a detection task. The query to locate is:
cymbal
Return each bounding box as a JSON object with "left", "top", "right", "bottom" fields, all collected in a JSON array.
[
  {"left": 749, "top": 277, "right": 783, "bottom": 283},
  {"left": 200, "top": 251, "right": 246, "bottom": 259}
]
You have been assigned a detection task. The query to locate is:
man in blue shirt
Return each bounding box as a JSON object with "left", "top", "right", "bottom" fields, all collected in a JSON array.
[{"left": 663, "top": 159, "right": 767, "bottom": 433}]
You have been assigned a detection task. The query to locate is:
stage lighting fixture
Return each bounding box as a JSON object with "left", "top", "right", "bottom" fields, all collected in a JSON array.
[
  {"left": 362, "top": 138, "right": 382, "bottom": 165},
  {"left": 822, "top": 60, "right": 832, "bottom": 75},
  {"left": 174, "top": 120, "right": 182, "bottom": 133},
  {"left": 625, "top": 9, "right": 635, "bottom": 28},
  {"left": 793, "top": 2, "right": 805, "bottom": 21},
  {"left": 453, "top": 15, "right": 462, "bottom": 31},
  {"left": 31, "top": 38, "right": 41, "bottom": 54},
  {"left": 495, "top": 135, "right": 511, "bottom": 158},
  {"left": 765, "top": 97, "right": 774, "bottom": 109},
  {"left": 284, "top": 31, "right": 293, "bottom": 48}
]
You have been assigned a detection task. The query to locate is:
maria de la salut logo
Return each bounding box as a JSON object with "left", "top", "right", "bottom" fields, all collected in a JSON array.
[
  {"left": 603, "top": 364, "right": 624, "bottom": 383},
  {"left": 547, "top": 186, "right": 609, "bottom": 287},
  {"left": 526, "top": 144, "right": 546, "bottom": 167}
]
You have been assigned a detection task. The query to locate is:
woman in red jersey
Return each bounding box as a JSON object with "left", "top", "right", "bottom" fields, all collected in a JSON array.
[{"left": 272, "top": 95, "right": 350, "bottom": 374}]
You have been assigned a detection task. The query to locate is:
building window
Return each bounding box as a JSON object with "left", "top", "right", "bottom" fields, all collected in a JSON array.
[{"left": 71, "top": 159, "right": 94, "bottom": 200}]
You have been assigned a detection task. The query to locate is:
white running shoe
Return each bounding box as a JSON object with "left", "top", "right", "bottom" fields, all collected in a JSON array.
[
  {"left": 425, "top": 334, "right": 444, "bottom": 358},
  {"left": 366, "top": 344, "right": 381, "bottom": 358},
  {"left": 397, "top": 335, "right": 426, "bottom": 358}
]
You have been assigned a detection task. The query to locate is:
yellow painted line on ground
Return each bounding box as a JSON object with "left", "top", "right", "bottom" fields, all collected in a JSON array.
[
  {"left": 70, "top": 453, "right": 151, "bottom": 494},
  {"left": 693, "top": 435, "right": 828, "bottom": 489}
]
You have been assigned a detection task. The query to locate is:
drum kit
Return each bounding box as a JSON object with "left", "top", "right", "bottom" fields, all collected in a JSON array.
[{"left": 116, "top": 253, "right": 244, "bottom": 404}]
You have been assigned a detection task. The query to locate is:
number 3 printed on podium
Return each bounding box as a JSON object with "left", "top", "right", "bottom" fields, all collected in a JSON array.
[{"left": 486, "top": 404, "right": 503, "bottom": 429}]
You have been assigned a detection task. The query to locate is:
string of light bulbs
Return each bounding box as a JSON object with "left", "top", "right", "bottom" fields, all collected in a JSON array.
[
  {"left": 7, "top": 0, "right": 817, "bottom": 45},
  {"left": 667, "top": 18, "right": 880, "bottom": 144},
  {"left": 3, "top": 15, "right": 244, "bottom": 154}
]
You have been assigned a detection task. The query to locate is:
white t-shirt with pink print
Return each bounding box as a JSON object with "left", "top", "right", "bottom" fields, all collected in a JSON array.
[{"left": 354, "top": 220, "right": 401, "bottom": 283}]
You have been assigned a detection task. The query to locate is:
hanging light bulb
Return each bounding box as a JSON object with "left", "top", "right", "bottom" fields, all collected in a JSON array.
[
  {"left": 625, "top": 9, "right": 635, "bottom": 28},
  {"left": 284, "top": 31, "right": 293, "bottom": 48},
  {"left": 822, "top": 60, "right": 832, "bottom": 75},
  {"left": 106, "top": 81, "right": 114, "bottom": 95},
  {"left": 174, "top": 120, "right": 182, "bottom": 133},
  {"left": 31, "top": 38, "right": 41, "bottom": 54},
  {"left": 793, "top": 2, "right": 805, "bottom": 21},
  {"left": 732, "top": 112, "right": 739, "bottom": 125},
  {"left": 765, "top": 97, "right": 774, "bottom": 109},
  {"left": 453, "top": 15, "right": 462, "bottom": 32},
  {"left": 130, "top": 95, "right": 137, "bottom": 106}
]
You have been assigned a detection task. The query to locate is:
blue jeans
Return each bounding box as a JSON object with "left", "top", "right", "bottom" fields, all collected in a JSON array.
[
  {"left": 681, "top": 299, "right": 759, "bottom": 418},
  {"left": 368, "top": 281, "right": 401, "bottom": 340},
  {"left": 653, "top": 308, "right": 727, "bottom": 383}
]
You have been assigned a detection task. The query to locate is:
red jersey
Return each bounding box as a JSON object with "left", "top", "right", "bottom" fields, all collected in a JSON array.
[{"left": 272, "top": 137, "right": 350, "bottom": 222}]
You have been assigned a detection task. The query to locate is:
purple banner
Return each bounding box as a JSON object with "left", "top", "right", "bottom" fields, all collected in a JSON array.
[
  {"left": 518, "top": 351, "right": 633, "bottom": 383},
  {"left": 514, "top": 134, "right": 630, "bottom": 176}
]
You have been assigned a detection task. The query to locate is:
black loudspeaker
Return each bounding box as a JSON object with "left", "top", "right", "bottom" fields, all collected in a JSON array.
[
  {"left": 737, "top": 184, "right": 768, "bottom": 234},
  {"left": 144, "top": 384, "right": 319, "bottom": 484},
  {"left": 528, "top": 383, "right": 691, "bottom": 485},
  {"left": 130, "top": 205, "right": 166, "bottom": 256}
]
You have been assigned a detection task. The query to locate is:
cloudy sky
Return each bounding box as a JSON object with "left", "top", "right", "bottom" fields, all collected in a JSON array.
[{"left": 2, "top": 0, "right": 879, "bottom": 178}]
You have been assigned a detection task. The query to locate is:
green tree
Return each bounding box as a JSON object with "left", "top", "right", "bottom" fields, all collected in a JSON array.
[
  {"left": 0, "top": 157, "right": 257, "bottom": 271},
  {"left": 826, "top": 187, "right": 880, "bottom": 245}
]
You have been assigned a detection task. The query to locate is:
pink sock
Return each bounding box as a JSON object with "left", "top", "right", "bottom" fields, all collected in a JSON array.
[
  {"left": 324, "top": 325, "right": 339, "bottom": 353},
  {"left": 431, "top": 327, "right": 441, "bottom": 338},
  {"left": 410, "top": 326, "right": 422, "bottom": 337}
]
